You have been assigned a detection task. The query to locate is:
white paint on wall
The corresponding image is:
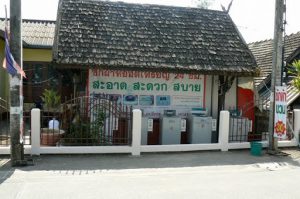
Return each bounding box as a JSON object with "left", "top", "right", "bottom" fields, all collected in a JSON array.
[
  {"left": 31, "top": 108, "right": 41, "bottom": 155},
  {"left": 211, "top": 75, "right": 219, "bottom": 119},
  {"left": 225, "top": 77, "right": 237, "bottom": 110},
  {"left": 238, "top": 77, "right": 254, "bottom": 90},
  {"left": 205, "top": 75, "right": 212, "bottom": 115}
]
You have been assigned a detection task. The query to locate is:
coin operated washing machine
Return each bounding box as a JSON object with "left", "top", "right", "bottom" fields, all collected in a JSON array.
[
  {"left": 159, "top": 110, "right": 181, "bottom": 145},
  {"left": 188, "top": 108, "right": 212, "bottom": 144}
]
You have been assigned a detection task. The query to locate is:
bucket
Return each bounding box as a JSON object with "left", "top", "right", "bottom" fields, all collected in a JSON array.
[{"left": 250, "top": 141, "right": 262, "bottom": 156}]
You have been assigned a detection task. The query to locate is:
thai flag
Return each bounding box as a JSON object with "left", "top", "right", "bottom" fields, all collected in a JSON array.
[{"left": 2, "top": 26, "right": 26, "bottom": 78}]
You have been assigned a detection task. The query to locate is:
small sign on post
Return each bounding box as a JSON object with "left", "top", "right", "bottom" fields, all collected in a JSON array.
[
  {"left": 274, "top": 86, "right": 287, "bottom": 139},
  {"left": 212, "top": 119, "right": 217, "bottom": 131},
  {"left": 181, "top": 119, "right": 186, "bottom": 132},
  {"left": 147, "top": 119, "right": 153, "bottom": 132}
]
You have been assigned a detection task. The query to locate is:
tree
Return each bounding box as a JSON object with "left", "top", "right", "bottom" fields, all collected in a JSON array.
[
  {"left": 195, "top": 0, "right": 234, "bottom": 13},
  {"left": 288, "top": 60, "right": 300, "bottom": 92},
  {"left": 194, "top": 0, "right": 215, "bottom": 9}
]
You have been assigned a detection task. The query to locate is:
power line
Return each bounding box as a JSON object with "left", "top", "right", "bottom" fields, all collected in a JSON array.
[
  {"left": 23, "top": 66, "right": 48, "bottom": 72},
  {"left": 23, "top": 75, "right": 61, "bottom": 85}
]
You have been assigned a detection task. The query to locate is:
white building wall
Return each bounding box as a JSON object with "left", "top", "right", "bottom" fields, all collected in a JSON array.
[
  {"left": 204, "top": 75, "right": 222, "bottom": 118},
  {"left": 204, "top": 75, "right": 212, "bottom": 115},
  {"left": 238, "top": 77, "right": 254, "bottom": 90},
  {"left": 225, "top": 77, "right": 237, "bottom": 111},
  {"left": 211, "top": 75, "right": 219, "bottom": 119}
]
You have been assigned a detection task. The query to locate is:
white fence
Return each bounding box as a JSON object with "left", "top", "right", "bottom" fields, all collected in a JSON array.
[{"left": 1, "top": 109, "right": 299, "bottom": 155}]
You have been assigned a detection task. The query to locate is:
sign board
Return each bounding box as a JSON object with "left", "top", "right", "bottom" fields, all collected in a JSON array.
[
  {"left": 147, "top": 119, "right": 153, "bottom": 132},
  {"left": 212, "top": 119, "right": 217, "bottom": 131},
  {"left": 89, "top": 69, "right": 206, "bottom": 118},
  {"left": 274, "top": 86, "right": 287, "bottom": 139},
  {"left": 181, "top": 119, "right": 186, "bottom": 132}
]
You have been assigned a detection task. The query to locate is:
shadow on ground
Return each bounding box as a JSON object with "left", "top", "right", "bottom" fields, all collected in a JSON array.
[{"left": 1, "top": 149, "right": 300, "bottom": 173}]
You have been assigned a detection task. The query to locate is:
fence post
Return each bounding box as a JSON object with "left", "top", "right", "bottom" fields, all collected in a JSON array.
[
  {"left": 219, "top": 110, "right": 230, "bottom": 151},
  {"left": 294, "top": 109, "right": 300, "bottom": 146},
  {"left": 131, "top": 109, "right": 142, "bottom": 156},
  {"left": 31, "top": 108, "right": 41, "bottom": 155}
]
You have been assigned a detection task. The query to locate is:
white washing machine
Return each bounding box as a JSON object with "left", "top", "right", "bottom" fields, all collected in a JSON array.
[
  {"left": 159, "top": 110, "right": 181, "bottom": 145},
  {"left": 188, "top": 110, "right": 212, "bottom": 144}
]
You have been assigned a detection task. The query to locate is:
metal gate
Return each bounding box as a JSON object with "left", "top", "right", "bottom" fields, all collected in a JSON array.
[
  {"left": 0, "top": 98, "right": 9, "bottom": 146},
  {"left": 41, "top": 94, "right": 133, "bottom": 146},
  {"left": 229, "top": 99, "right": 268, "bottom": 143}
]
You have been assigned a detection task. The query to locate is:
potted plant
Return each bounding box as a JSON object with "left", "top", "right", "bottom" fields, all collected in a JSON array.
[
  {"left": 40, "top": 89, "right": 64, "bottom": 146},
  {"left": 41, "top": 89, "right": 61, "bottom": 112}
]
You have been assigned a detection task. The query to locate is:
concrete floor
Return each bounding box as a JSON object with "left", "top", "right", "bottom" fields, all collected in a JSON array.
[{"left": 1, "top": 149, "right": 300, "bottom": 199}]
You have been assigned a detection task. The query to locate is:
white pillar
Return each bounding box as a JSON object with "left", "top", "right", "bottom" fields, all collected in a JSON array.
[
  {"left": 294, "top": 109, "right": 300, "bottom": 145},
  {"left": 131, "top": 109, "right": 142, "bottom": 156},
  {"left": 31, "top": 108, "right": 41, "bottom": 155},
  {"left": 219, "top": 110, "right": 230, "bottom": 151}
]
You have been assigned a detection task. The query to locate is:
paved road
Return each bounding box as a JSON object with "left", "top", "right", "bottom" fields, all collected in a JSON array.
[{"left": 1, "top": 149, "right": 300, "bottom": 199}]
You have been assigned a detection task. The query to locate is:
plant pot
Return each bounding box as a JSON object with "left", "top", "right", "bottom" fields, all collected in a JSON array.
[{"left": 41, "top": 128, "right": 65, "bottom": 146}]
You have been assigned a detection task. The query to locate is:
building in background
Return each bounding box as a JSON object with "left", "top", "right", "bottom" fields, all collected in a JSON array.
[
  {"left": 249, "top": 31, "right": 300, "bottom": 134},
  {"left": 52, "top": 0, "right": 258, "bottom": 140},
  {"left": 0, "top": 18, "right": 73, "bottom": 109}
]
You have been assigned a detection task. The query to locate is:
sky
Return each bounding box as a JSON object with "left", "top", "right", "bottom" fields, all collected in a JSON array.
[{"left": 0, "top": 0, "right": 299, "bottom": 43}]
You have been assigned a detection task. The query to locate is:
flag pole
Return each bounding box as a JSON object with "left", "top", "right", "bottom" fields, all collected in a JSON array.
[
  {"left": 9, "top": 0, "right": 26, "bottom": 166},
  {"left": 4, "top": 5, "right": 8, "bottom": 27}
]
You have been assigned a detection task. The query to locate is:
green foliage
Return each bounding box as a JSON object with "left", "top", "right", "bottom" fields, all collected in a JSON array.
[
  {"left": 65, "top": 111, "right": 107, "bottom": 146},
  {"left": 288, "top": 60, "right": 300, "bottom": 92},
  {"left": 93, "top": 111, "right": 106, "bottom": 129},
  {"left": 194, "top": 0, "right": 215, "bottom": 9},
  {"left": 41, "top": 89, "right": 61, "bottom": 109}
]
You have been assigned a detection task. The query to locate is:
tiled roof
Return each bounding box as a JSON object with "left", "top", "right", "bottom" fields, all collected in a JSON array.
[
  {"left": 249, "top": 32, "right": 300, "bottom": 108},
  {"left": 248, "top": 32, "right": 300, "bottom": 87},
  {"left": 53, "top": 0, "right": 258, "bottom": 75},
  {"left": 0, "top": 18, "right": 55, "bottom": 49}
]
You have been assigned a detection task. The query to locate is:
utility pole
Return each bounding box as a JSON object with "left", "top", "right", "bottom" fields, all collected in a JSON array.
[
  {"left": 10, "top": 0, "right": 25, "bottom": 166},
  {"left": 268, "top": 0, "right": 285, "bottom": 152}
]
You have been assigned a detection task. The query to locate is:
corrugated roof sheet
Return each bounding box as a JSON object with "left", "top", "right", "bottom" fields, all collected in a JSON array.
[
  {"left": 287, "top": 84, "right": 300, "bottom": 105},
  {"left": 0, "top": 18, "right": 55, "bottom": 48},
  {"left": 257, "top": 84, "right": 300, "bottom": 111},
  {"left": 53, "top": 0, "right": 258, "bottom": 75}
]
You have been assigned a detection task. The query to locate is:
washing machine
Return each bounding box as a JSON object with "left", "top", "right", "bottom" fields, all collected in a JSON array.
[
  {"left": 159, "top": 110, "right": 181, "bottom": 145},
  {"left": 188, "top": 109, "right": 212, "bottom": 144}
]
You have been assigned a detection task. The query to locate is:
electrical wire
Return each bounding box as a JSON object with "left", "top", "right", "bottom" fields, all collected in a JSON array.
[
  {"left": 23, "top": 66, "right": 48, "bottom": 72},
  {"left": 23, "top": 75, "right": 61, "bottom": 85},
  {"left": 282, "top": 0, "right": 287, "bottom": 85},
  {"left": 260, "top": 0, "right": 287, "bottom": 94},
  {"left": 281, "top": 0, "right": 299, "bottom": 86},
  {"left": 262, "top": 79, "right": 271, "bottom": 92}
]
